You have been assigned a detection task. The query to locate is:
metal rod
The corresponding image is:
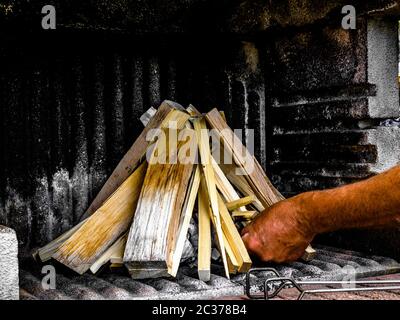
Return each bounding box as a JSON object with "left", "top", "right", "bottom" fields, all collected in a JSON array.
[
  {"left": 245, "top": 267, "right": 400, "bottom": 300},
  {"left": 299, "top": 285, "right": 400, "bottom": 300},
  {"left": 245, "top": 268, "right": 281, "bottom": 299}
]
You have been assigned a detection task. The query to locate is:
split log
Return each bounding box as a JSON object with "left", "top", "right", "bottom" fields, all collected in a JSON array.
[
  {"left": 197, "top": 176, "right": 212, "bottom": 282},
  {"left": 123, "top": 128, "right": 196, "bottom": 277},
  {"left": 53, "top": 162, "right": 147, "bottom": 274},
  {"left": 193, "top": 117, "right": 229, "bottom": 279},
  {"left": 211, "top": 158, "right": 245, "bottom": 212},
  {"left": 205, "top": 108, "right": 283, "bottom": 208},
  {"left": 168, "top": 165, "right": 201, "bottom": 277},
  {"left": 219, "top": 162, "right": 264, "bottom": 211},
  {"left": 34, "top": 219, "right": 87, "bottom": 262},
  {"left": 206, "top": 109, "right": 315, "bottom": 260},
  {"left": 217, "top": 194, "right": 252, "bottom": 272},
  {"left": 83, "top": 101, "right": 190, "bottom": 220}
]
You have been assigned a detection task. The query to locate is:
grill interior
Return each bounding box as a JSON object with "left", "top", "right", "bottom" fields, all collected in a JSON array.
[
  {"left": 1, "top": 1, "right": 400, "bottom": 299},
  {"left": 20, "top": 244, "right": 400, "bottom": 300}
]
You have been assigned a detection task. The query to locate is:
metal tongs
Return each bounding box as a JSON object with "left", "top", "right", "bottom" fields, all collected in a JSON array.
[{"left": 245, "top": 268, "right": 400, "bottom": 300}]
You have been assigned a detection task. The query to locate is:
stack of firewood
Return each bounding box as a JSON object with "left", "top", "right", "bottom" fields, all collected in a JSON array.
[{"left": 34, "top": 101, "right": 315, "bottom": 281}]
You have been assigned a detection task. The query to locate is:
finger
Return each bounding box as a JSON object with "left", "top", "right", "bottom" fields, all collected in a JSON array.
[
  {"left": 240, "top": 223, "right": 254, "bottom": 236},
  {"left": 241, "top": 232, "right": 260, "bottom": 255}
]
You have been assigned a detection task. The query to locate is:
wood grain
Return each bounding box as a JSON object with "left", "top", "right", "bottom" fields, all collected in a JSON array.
[
  {"left": 35, "top": 219, "right": 87, "bottom": 262},
  {"left": 168, "top": 165, "right": 201, "bottom": 277},
  {"left": 53, "top": 162, "right": 147, "bottom": 274},
  {"left": 83, "top": 101, "right": 189, "bottom": 220},
  {"left": 219, "top": 162, "right": 264, "bottom": 211},
  {"left": 232, "top": 211, "right": 258, "bottom": 220},
  {"left": 206, "top": 109, "right": 315, "bottom": 259},
  {"left": 197, "top": 176, "right": 212, "bottom": 282},
  {"left": 206, "top": 108, "right": 283, "bottom": 208},
  {"left": 193, "top": 117, "right": 229, "bottom": 279},
  {"left": 217, "top": 194, "right": 252, "bottom": 272},
  {"left": 123, "top": 128, "right": 196, "bottom": 274},
  {"left": 90, "top": 233, "right": 127, "bottom": 274},
  {"left": 212, "top": 158, "right": 245, "bottom": 212},
  {"left": 225, "top": 196, "right": 256, "bottom": 211}
]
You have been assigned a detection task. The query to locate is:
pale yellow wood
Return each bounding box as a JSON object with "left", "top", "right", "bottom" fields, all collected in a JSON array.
[
  {"left": 35, "top": 218, "right": 87, "bottom": 262},
  {"left": 206, "top": 194, "right": 240, "bottom": 275},
  {"left": 124, "top": 128, "right": 196, "bottom": 275},
  {"left": 84, "top": 102, "right": 187, "bottom": 219},
  {"left": 223, "top": 233, "right": 239, "bottom": 274},
  {"left": 193, "top": 117, "right": 229, "bottom": 279},
  {"left": 140, "top": 107, "right": 157, "bottom": 126},
  {"left": 225, "top": 196, "right": 256, "bottom": 211},
  {"left": 302, "top": 246, "right": 317, "bottom": 262},
  {"left": 219, "top": 111, "right": 227, "bottom": 122},
  {"left": 206, "top": 109, "right": 283, "bottom": 208},
  {"left": 232, "top": 211, "right": 258, "bottom": 220},
  {"left": 53, "top": 161, "right": 147, "bottom": 274},
  {"left": 186, "top": 104, "right": 202, "bottom": 117},
  {"left": 217, "top": 194, "right": 252, "bottom": 273},
  {"left": 211, "top": 158, "right": 245, "bottom": 212},
  {"left": 168, "top": 165, "right": 201, "bottom": 277},
  {"left": 198, "top": 177, "right": 212, "bottom": 282},
  {"left": 222, "top": 164, "right": 315, "bottom": 259},
  {"left": 90, "top": 233, "right": 127, "bottom": 274},
  {"left": 219, "top": 162, "right": 264, "bottom": 211},
  {"left": 110, "top": 257, "right": 123, "bottom": 264}
]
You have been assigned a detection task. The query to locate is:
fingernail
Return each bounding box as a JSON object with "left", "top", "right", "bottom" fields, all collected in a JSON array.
[{"left": 241, "top": 232, "right": 249, "bottom": 241}]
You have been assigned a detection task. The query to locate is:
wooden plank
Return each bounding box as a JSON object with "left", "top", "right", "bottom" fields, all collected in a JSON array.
[
  {"left": 168, "top": 165, "right": 201, "bottom": 277},
  {"left": 123, "top": 128, "right": 196, "bottom": 275},
  {"left": 35, "top": 219, "right": 87, "bottom": 262},
  {"left": 219, "top": 162, "right": 264, "bottom": 211},
  {"left": 110, "top": 257, "right": 123, "bottom": 264},
  {"left": 193, "top": 117, "right": 229, "bottom": 279},
  {"left": 186, "top": 104, "right": 202, "bottom": 117},
  {"left": 83, "top": 101, "right": 190, "bottom": 220},
  {"left": 232, "top": 211, "right": 258, "bottom": 219},
  {"left": 205, "top": 108, "right": 283, "bottom": 208},
  {"left": 225, "top": 196, "right": 256, "bottom": 211},
  {"left": 197, "top": 176, "right": 212, "bottom": 282},
  {"left": 206, "top": 109, "right": 315, "bottom": 259},
  {"left": 53, "top": 162, "right": 148, "bottom": 274},
  {"left": 90, "top": 233, "right": 127, "bottom": 274},
  {"left": 223, "top": 232, "right": 239, "bottom": 274},
  {"left": 140, "top": 107, "right": 157, "bottom": 126},
  {"left": 211, "top": 158, "right": 245, "bottom": 212},
  {"left": 217, "top": 194, "right": 252, "bottom": 272}
]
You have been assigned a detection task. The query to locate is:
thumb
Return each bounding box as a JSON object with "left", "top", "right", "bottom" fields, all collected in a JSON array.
[
  {"left": 241, "top": 231, "right": 259, "bottom": 256},
  {"left": 241, "top": 223, "right": 253, "bottom": 236}
]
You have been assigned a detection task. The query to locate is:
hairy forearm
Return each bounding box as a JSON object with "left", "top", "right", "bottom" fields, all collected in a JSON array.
[{"left": 293, "top": 165, "right": 400, "bottom": 235}]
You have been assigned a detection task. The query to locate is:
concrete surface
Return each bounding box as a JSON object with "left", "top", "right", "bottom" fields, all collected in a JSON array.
[{"left": 0, "top": 225, "right": 19, "bottom": 300}]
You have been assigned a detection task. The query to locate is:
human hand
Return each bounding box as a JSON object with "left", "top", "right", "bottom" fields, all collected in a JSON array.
[{"left": 241, "top": 198, "right": 315, "bottom": 263}]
